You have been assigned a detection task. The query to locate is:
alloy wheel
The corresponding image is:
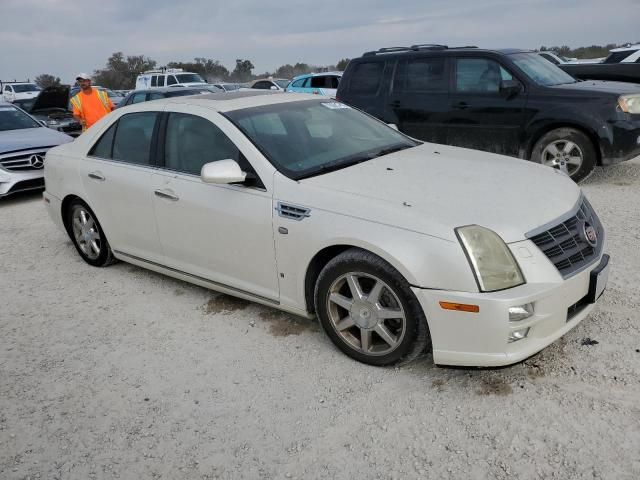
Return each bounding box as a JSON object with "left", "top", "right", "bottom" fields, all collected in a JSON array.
[
  {"left": 326, "top": 272, "right": 406, "bottom": 356},
  {"left": 71, "top": 206, "right": 102, "bottom": 260},
  {"left": 541, "top": 139, "right": 584, "bottom": 177}
]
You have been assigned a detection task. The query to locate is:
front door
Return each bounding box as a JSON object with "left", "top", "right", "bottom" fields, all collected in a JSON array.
[
  {"left": 150, "top": 107, "right": 279, "bottom": 302},
  {"left": 386, "top": 56, "right": 450, "bottom": 144},
  {"left": 79, "top": 111, "right": 164, "bottom": 263},
  {"left": 446, "top": 57, "right": 527, "bottom": 157}
]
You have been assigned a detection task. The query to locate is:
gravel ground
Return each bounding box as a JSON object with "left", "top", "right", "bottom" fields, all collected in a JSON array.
[{"left": 1, "top": 158, "right": 639, "bottom": 480}]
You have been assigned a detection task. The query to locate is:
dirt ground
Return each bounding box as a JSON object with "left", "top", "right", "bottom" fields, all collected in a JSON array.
[{"left": 1, "top": 158, "right": 639, "bottom": 480}]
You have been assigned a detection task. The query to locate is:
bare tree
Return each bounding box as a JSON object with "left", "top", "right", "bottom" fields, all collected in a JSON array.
[{"left": 34, "top": 74, "right": 61, "bottom": 89}]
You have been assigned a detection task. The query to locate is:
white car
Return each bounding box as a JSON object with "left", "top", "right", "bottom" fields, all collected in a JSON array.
[
  {"left": 135, "top": 69, "right": 209, "bottom": 90},
  {"left": 43, "top": 91, "right": 609, "bottom": 367}
]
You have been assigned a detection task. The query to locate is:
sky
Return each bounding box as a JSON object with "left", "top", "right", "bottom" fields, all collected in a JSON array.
[{"left": 1, "top": 0, "right": 639, "bottom": 83}]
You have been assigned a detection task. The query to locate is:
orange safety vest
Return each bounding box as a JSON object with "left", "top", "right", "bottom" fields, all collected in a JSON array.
[{"left": 70, "top": 89, "right": 111, "bottom": 130}]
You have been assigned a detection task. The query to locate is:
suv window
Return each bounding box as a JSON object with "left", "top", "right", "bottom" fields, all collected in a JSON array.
[
  {"left": 310, "top": 76, "right": 327, "bottom": 88},
  {"left": 167, "top": 76, "right": 177, "bottom": 86},
  {"left": 149, "top": 92, "right": 164, "bottom": 101},
  {"left": 348, "top": 62, "right": 384, "bottom": 95},
  {"left": 157, "top": 76, "right": 165, "bottom": 87},
  {"left": 151, "top": 76, "right": 158, "bottom": 87},
  {"left": 291, "top": 78, "right": 306, "bottom": 88},
  {"left": 4, "top": 85, "right": 10, "bottom": 92},
  {"left": 164, "top": 113, "right": 240, "bottom": 175},
  {"left": 329, "top": 76, "right": 340, "bottom": 88},
  {"left": 395, "top": 57, "right": 447, "bottom": 93},
  {"left": 112, "top": 112, "right": 158, "bottom": 166},
  {"left": 252, "top": 81, "right": 272, "bottom": 90},
  {"left": 131, "top": 92, "right": 147, "bottom": 104},
  {"left": 89, "top": 122, "right": 117, "bottom": 158},
  {"left": 455, "top": 58, "right": 512, "bottom": 93}
]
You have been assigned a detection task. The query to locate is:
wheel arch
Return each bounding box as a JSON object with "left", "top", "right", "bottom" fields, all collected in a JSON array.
[
  {"left": 525, "top": 122, "right": 603, "bottom": 165},
  {"left": 303, "top": 242, "right": 420, "bottom": 314}
]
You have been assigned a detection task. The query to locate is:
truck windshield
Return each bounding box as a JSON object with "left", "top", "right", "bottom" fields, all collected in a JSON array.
[
  {"left": 11, "top": 84, "right": 41, "bottom": 93},
  {"left": 175, "top": 74, "right": 205, "bottom": 84},
  {"left": 225, "top": 99, "right": 418, "bottom": 180},
  {"left": 510, "top": 53, "right": 578, "bottom": 86},
  {"left": 0, "top": 106, "right": 41, "bottom": 131}
]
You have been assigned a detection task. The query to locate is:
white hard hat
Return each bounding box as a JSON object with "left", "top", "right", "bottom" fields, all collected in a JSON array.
[{"left": 75, "top": 73, "right": 91, "bottom": 81}]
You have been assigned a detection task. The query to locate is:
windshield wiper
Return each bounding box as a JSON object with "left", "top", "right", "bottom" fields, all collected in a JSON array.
[{"left": 371, "top": 144, "right": 414, "bottom": 158}]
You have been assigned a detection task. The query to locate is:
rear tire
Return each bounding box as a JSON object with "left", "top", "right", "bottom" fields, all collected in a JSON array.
[
  {"left": 66, "top": 200, "right": 116, "bottom": 267},
  {"left": 314, "top": 248, "right": 430, "bottom": 366},
  {"left": 531, "top": 128, "right": 596, "bottom": 183}
]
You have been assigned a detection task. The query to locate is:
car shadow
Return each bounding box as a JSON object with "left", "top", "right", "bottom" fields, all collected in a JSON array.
[
  {"left": 582, "top": 156, "right": 640, "bottom": 186},
  {"left": 0, "top": 189, "right": 43, "bottom": 207}
]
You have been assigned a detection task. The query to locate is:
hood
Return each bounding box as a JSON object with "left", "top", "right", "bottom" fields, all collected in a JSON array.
[
  {"left": 0, "top": 127, "right": 72, "bottom": 154},
  {"left": 30, "top": 85, "right": 71, "bottom": 112},
  {"left": 300, "top": 143, "right": 581, "bottom": 243},
  {"left": 550, "top": 80, "right": 640, "bottom": 96}
]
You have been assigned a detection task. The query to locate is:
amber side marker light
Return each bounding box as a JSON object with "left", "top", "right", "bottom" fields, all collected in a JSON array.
[{"left": 439, "top": 301, "right": 480, "bottom": 313}]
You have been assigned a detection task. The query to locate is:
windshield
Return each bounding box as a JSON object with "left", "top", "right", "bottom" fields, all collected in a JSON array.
[
  {"left": 274, "top": 79, "right": 290, "bottom": 89},
  {"left": 0, "top": 105, "right": 41, "bottom": 131},
  {"left": 221, "top": 83, "right": 240, "bottom": 91},
  {"left": 11, "top": 84, "right": 41, "bottom": 93},
  {"left": 510, "top": 52, "right": 577, "bottom": 86},
  {"left": 225, "top": 99, "right": 418, "bottom": 180},
  {"left": 175, "top": 73, "right": 206, "bottom": 84}
]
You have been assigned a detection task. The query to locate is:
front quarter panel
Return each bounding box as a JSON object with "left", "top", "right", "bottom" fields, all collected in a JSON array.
[{"left": 272, "top": 173, "right": 478, "bottom": 311}]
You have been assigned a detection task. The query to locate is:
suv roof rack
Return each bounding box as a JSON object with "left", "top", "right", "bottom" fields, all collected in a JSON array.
[{"left": 363, "top": 44, "right": 478, "bottom": 56}]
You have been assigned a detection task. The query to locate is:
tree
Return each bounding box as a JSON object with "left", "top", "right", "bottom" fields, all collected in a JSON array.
[
  {"left": 336, "top": 58, "right": 351, "bottom": 71},
  {"left": 231, "top": 59, "right": 254, "bottom": 82},
  {"left": 34, "top": 74, "right": 61, "bottom": 89},
  {"left": 93, "top": 52, "right": 157, "bottom": 89}
]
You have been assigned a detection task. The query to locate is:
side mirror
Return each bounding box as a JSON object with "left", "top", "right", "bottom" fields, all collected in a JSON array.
[
  {"left": 270, "top": 85, "right": 278, "bottom": 90},
  {"left": 201, "top": 159, "right": 246, "bottom": 184},
  {"left": 500, "top": 80, "right": 522, "bottom": 99}
]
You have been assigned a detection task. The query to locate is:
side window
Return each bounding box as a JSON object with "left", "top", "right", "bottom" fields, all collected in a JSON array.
[
  {"left": 112, "top": 112, "right": 158, "bottom": 166},
  {"left": 3, "top": 85, "right": 10, "bottom": 92},
  {"left": 291, "top": 78, "right": 306, "bottom": 88},
  {"left": 301, "top": 77, "right": 311, "bottom": 88},
  {"left": 167, "top": 76, "right": 177, "bottom": 86},
  {"left": 395, "top": 57, "right": 447, "bottom": 93},
  {"left": 151, "top": 76, "right": 157, "bottom": 87},
  {"left": 348, "top": 62, "right": 384, "bottom": 95},
  {"left": 89, "top": 122, "right": 118, "bottom": 159},
  {"left": 149, "top": 92, "right": 164, "bottom": 101},
  {"left": 131, "top": 92, "right": 147, "bottom": 104},
  {"left": 329, "top": 76, "right": 340, "bottom": 88},
  {"left": 157, "top": 76, "right": 165, "bottom": 87},
  {"left": 252, "top": 81, "right": 271, "bottom": 90},
  {"left": 164, "top": 113, "right": 241, "bottom": 176},
  {"left": 455, "top": 58, "right": 508, "bottom": 93},
  {"left": 310, "top": 76, "right": 326, "bottom": 88}
]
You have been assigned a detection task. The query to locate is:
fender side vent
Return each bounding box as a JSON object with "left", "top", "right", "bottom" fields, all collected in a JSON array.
[{"left": 276, "top": 202, "right": 311, "bottom": 221}]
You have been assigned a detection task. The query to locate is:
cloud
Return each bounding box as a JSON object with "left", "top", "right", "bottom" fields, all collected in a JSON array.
[{"left": 0, "top": 0, "right": 638, "bottom": 83}]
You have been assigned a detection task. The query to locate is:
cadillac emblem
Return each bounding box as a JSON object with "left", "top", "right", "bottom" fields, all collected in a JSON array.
[{"left": 583, "top": 222, "right": 598, "bottom": 247}]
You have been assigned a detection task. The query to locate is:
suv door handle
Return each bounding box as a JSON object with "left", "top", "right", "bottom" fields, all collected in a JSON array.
[
  {"left": 453, "top": 101, "right": 470, "bottom": 110},
  {"left": 88, "top": 172, "right": 105, "bottom": 181},
  {"left": 154, "top": 189, "right": 179, "bottom": 201}
]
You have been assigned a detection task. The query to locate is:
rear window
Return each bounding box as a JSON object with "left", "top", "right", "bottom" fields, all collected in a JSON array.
[
  {"left": 348, "top": 62, "right": 384, "bottom": 95},
  {"left": 394, "top": 57, "right": 447, "bottom": 93},
  {"left": 604, "top": 50, "right": 637, "bottom": 63}
]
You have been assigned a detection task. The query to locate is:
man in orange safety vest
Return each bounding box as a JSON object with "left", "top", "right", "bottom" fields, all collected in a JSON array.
[{"left": 70, "top": 73, "right": 114, "bottom": 132}]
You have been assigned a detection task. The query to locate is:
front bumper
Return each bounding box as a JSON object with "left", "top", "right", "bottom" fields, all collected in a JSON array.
[
  {"left": 0, "top": 168, "right": 44, "bottom": 198},
  {"left": 413, "top": 249, "right": 608, "bottom": 367},
  {"left": 601, "top": 117, "right": 640, "bottom": 165}
]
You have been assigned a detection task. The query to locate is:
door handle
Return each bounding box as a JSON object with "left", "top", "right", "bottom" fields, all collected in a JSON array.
[
  {"left": 154, "top": 189, "right": 179, "bottom": 201},
  {"left": 88, "top": 172, "right": 105, "bottom": 181},
  {"left": 453, "top": 101, "right": 470, "bottom": 110},
  {"left": 389, "top": 100, "right": 401, "bottom": 108}
]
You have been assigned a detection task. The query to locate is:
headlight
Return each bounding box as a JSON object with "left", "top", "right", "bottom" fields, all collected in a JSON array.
[
  {"left": 456, "top": 225, "right": 525, "bottom": 292},
  {"left": 618, "top": 95, "right": 640, "bottom": 114},
  {"left": 47, "top": 120, "right": 60, "bottom": 126}
]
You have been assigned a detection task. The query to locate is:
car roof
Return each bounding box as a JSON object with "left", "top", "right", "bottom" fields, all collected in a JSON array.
[
  {"left": 136, "top": 90, "right": 318, "bottom": 113},
  {"left": 610, "top": 43, "right": 640, "bottom": 52},
  {"left": 292, "top": 71, "right": 343, "bottom": 80},
  {"left": 359, "top": 46, "right": 532, "bottom": 59}
]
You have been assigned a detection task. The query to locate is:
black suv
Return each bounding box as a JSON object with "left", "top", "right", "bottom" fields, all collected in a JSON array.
[{"left": 337, "top": 45, "right": 640, "bottom": 181}]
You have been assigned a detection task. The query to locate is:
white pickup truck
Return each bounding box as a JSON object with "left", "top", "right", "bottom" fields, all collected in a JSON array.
[{"left": 1, "top": 82, "right": 42, "bottom": 103}]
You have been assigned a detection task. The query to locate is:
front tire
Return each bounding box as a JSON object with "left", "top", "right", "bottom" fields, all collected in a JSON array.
[
  {"left": 66, "top": 200, "right": 115, "bottom": 267},
  {"left": 314, "top": 248, "right": 430, "bottom": 366},
  {"left": 531, "top": 128, "right": 596, "bottom": 182}
]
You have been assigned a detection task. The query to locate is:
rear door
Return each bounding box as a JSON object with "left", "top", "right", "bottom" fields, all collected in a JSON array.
[
  {"left": 79, "top": 111, "right": 164, "bottom": 262},
  {"left": 386, "top": 55, "right": 450, "bottom": 144},
  {"left": 445, "top": 56, "right": 527, "bottom": 156}
]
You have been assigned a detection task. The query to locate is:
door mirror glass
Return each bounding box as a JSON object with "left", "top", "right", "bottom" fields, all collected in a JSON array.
[
  {"left": 201, "top": 159, "right": 246, "bottom": 184},
  {"left": 270, "top": 85, "right": 278, "bottom": 90},
  {"left": 500, "top": 79, "right": 522, "bottom": 98}
]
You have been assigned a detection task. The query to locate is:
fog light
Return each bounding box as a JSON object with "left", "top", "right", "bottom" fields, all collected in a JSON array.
[
  {"left": 509, "top": 303, "right": 534, "bottom": 322},
  {"left": 508, "top": 327, "right": 530, "bottom": 343}
]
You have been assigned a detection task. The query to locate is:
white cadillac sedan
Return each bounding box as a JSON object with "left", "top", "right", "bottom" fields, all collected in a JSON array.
[{"left": 43, "top": 91, "right": 609, "bottom": 367}]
